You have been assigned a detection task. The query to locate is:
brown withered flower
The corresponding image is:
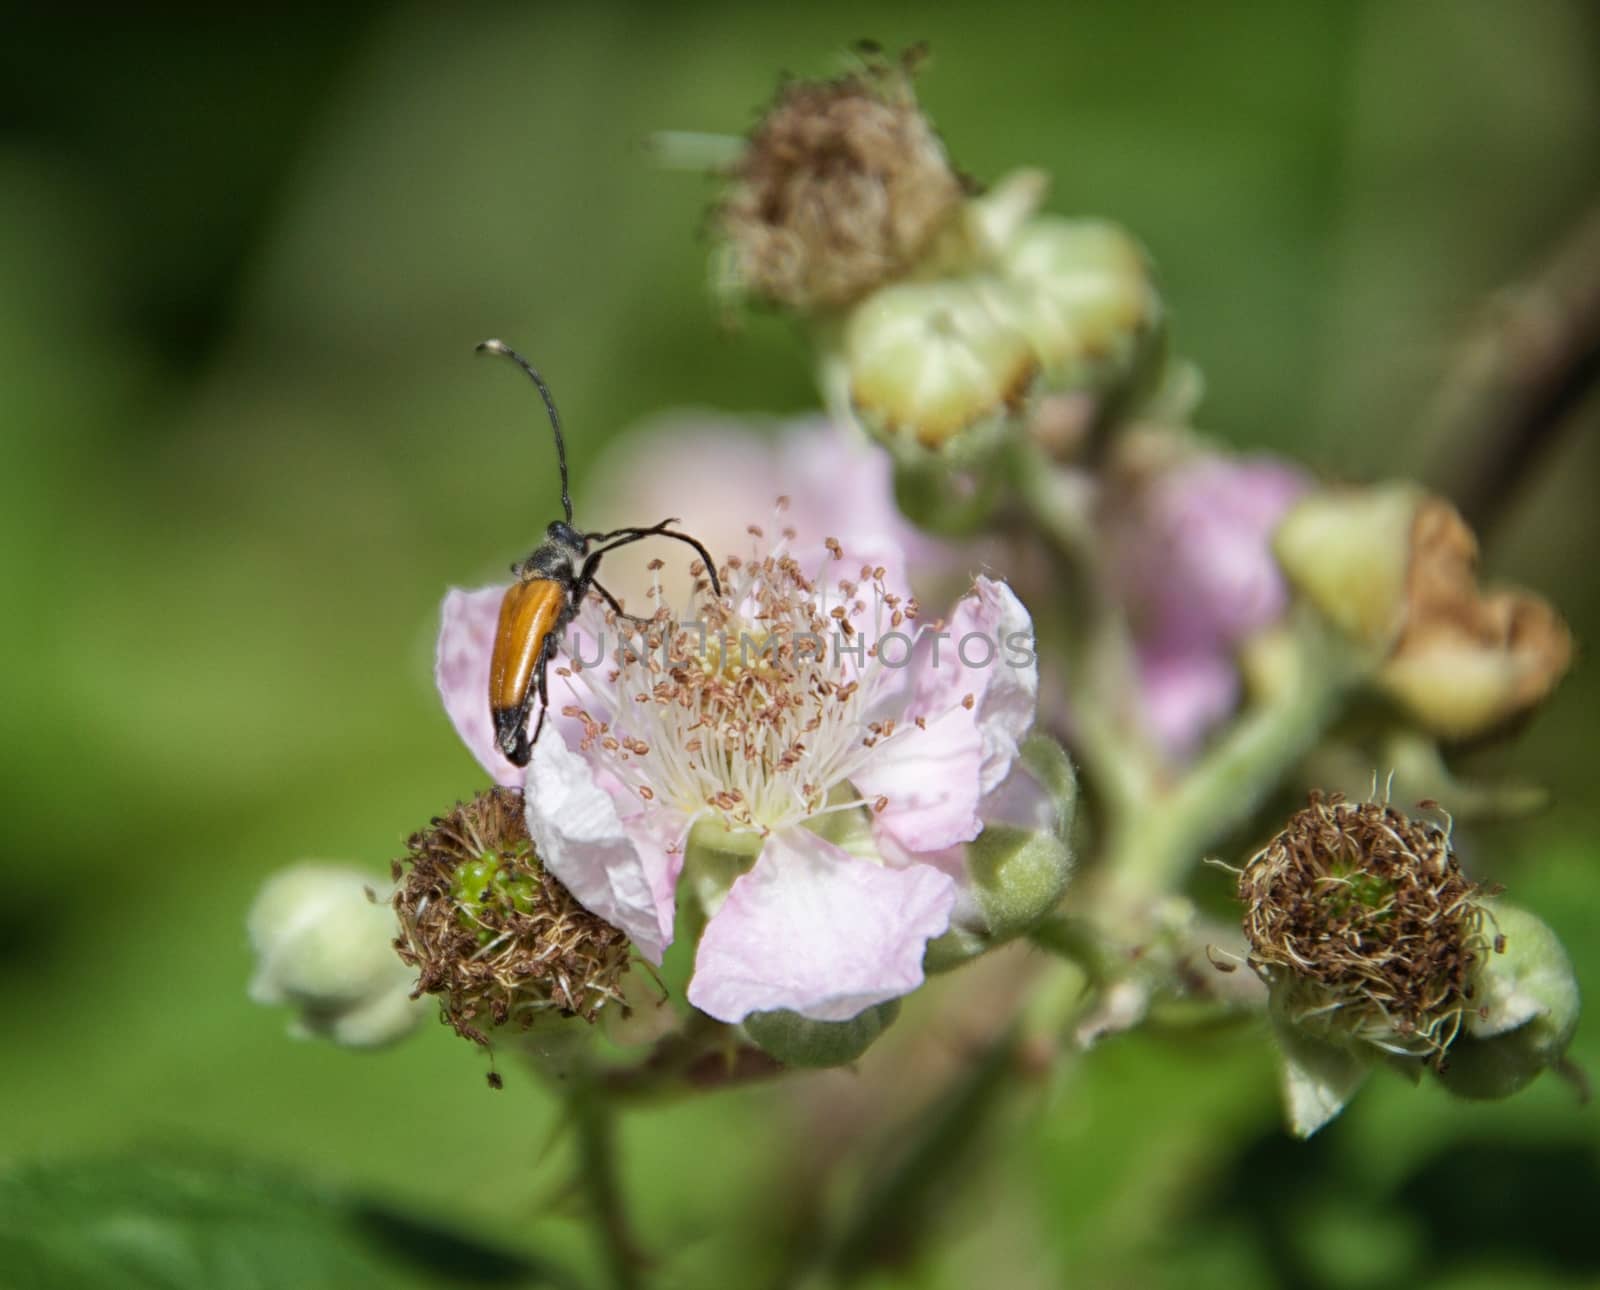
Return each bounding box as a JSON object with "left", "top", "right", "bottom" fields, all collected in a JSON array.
[
  {"left": 392, "top": 788, "right": 630, "bottom": 1046},
  {"left": 1239, "top": 791, "right": 1494, "bottom": 1063},
  {"left": 717, "top": 45, "right": 966, "bottom": 313},
  {"left": 1376, "top": 496, "right": 1573, "bottom": 740},
  {"left": 1274, "top": 485, "right": 1573, "bottom": 740}
]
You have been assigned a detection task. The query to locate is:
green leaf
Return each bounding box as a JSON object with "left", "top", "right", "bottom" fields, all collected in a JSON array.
[{"left": 0, "top": 1152, "right": 576, "bottom": 1290}]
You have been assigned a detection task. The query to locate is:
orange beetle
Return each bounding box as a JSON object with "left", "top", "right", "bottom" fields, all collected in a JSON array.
[{"left": 477, "top": 340, "right": 722, "bottom": 766}]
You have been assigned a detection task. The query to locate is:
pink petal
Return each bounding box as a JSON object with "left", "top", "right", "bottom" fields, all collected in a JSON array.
[
  {"left": 687, "top": 828, "right": 956, "bottom": 1023},
  {"left": 583, "top": 415, "right": 952, "bottom": 608},
  {"left": 851, "top": 704, "right": 985, "bottom": 854},
  {"left": 852, "top": 578, "right": 1037, "bottom": 855},
  {"left": 1115, "top": 455, "right": 1309, "bottom": 653},
  {"left": 876, "top": 757, "right": 1060, "bottom": 932},
  {"left": 436, "top": 586, "right": 520, "bottom": 787},
  {"left": 921, "top": 578, "right": 1039, "bottom": 793},
  {"left": 521, "top": 732, "right": 683, "bottom": 963},
  {"left": 1137, "top": 646, "right": 1241, "bottom": 761}
]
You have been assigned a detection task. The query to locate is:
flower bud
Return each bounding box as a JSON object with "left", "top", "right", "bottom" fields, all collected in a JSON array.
[
  {"left": 925, "top": 738, "right": 1077, "bottom": 973},
  {"left": 1434, "top": 902, "right": 1580, "bottom": 1100},
  {"left": 1273, "top": 483, "right": 1422, "bottom": 648},
  {"left": 248, "top": 864, "right": 425, "bottom": 1049},
  {"left": 843, "top": 276, "right": 1037, "bottom": 461},
  {"left": 392, "top": 787, "right": 631, "bottom": 1046},
  {"left": 998, "top": 216, "right": 1161, "bottom": 392},
  {"left": 963, "top": 168, "right": 1050, "bottom": 259},
  {"left": 742, "top": 1000, "right": 900, "bottom": 1068},
  {"left": 1276, "top": 486, "right": 1573, "bottom": 738},
  {"left": 716, "top": 47, "right": 964, "bottom": 315}
]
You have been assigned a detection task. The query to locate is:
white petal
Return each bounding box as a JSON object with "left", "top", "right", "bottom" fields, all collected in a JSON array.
[{"left": 521, "top": 732, "right": 682, "bottom": 963}]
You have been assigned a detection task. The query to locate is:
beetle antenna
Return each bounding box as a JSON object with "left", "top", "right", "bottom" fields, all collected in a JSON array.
[{"left": 476, "top": 339, "right": 573, "bottom": 524}]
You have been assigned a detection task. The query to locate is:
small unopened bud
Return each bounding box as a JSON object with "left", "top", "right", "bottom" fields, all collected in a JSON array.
[
  {"left": 248, "top": 865, "right": 425, "bottom": 1049},
  {"left": 999, "top": 216, "right": 1160, "bottom": 391},
  {"left": 1434, "top": 902, "right": 1580, "bottom": 1100},
  {"left": 717, "top": 47, "right": 964, "bottom": 314},
  {"left": 844, "top": 277, "right": 1037, "bottom": 459},
  {"left": 392, "top": 788, "right": 631, "bottom": 1046},
  {"left": 1240, "top": 792, "right": 1490, "bottom": 1064},
  {"left": 927, "top": 737, "right": 1078, "bottom": 972},
  {"left": 1276, "top": 486, "right": 1573, "bottom": 739},
  {"left": 1273, "top": 483, "right": 1421, "bottom": 648},
  {"left": 743, "top": 1000, "right": 900, "bottom": 1068}
]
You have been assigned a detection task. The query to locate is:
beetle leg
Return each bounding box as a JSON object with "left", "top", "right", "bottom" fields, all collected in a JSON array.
[
  {"left": 587, "top": 578, "right": 656, "bottom": 627},
  {"left": 509, "top": 630, "right": 561, "bottom": 765},
  {"left": 582, "top": 521, "right": 723, "bottom": 598}
]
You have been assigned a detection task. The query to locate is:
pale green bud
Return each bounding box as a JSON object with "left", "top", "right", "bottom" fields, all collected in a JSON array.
[
  {"left": 1435, "top": 903, "right": 1580, "bottom": 1100},
  {"left": 925, "top": 738, "right": 1078, "bottom": 973},
  {"left": 743, "top": 1000, "right": 900, "bottom": 1069},
  {"left": 962, "top": 168, "right": 1050, "bottom": 259},
  {"left": 843, "top": 276, "right": 1038, "bottom": 463},
  {"left": 1273, "top": 483, "right": 1421, "bottom": 650},
  {"left": 998, "top": 216, "right": 1160, "bottom": 391},
  {"left": 248, "top": 864, "right": 425, "bottom": 1049}
]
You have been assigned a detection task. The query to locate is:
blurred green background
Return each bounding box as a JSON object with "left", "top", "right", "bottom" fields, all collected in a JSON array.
[{"left": 3, "top": 3, "right": 1597, "bottom": 1286}]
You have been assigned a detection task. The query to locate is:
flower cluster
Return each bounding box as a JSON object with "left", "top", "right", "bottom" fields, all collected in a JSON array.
[{"left": 244, "top": 46, "right": 1579, "bottom": 1179}]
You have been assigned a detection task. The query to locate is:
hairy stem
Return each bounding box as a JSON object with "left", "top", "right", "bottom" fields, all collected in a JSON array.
[
  {"left": 1009, "top": 441, "right": 1162, "bottom": 819},
  {"left": 1090, "top": 612, "right": 1356, "bottom": 930}
]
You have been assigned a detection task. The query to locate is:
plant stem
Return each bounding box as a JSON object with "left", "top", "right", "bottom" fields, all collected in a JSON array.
[
  {"left": 1090, "top": 613, "right": 1355, "bottom": 929},
  {"left": 1422, "top": 201, "right": 1600, "bottom": 539},
  {"left": 570, "top": 1085, "right": 644, "bottom": 1290},
  {"left": 823, "top": 1026, "right": 1024, "bottom": 1284},
  {"left": 1009, "top": 442, "right": 1162, "bottom": 819}
]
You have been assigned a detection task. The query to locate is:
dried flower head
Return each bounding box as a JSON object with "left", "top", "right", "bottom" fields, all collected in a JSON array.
[
  {"left": 1377, "top": 497, "right": 1573, "bottom": 739},
  {"left": 718, "top": 46, "right": 965, "bottom": 313},
  {"left": 1239, "top": 791, "right": 1493, "bottom": 1062},
  {"left": 1274, "top": 486, "right": 1573, "bottom": 739},
  {"left": 392, "top": 787, "right": 630, "bottom": 1045}
]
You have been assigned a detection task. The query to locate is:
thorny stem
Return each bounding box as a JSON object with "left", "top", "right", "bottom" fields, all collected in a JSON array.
[{"left": 570, "top": 1084, "right": 645, "bottom": 1290}]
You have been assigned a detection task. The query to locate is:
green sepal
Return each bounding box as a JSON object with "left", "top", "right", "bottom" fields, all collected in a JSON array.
[
  {"left": 1271, "top": 1015, "right": 1374, "bottom": 1139},
  {"left": 742, "top": 1000, "right": 901, "bottom": 1069},
  {"left": 1434, "top": 903, "right": 1580, "bottom": 1101}
]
